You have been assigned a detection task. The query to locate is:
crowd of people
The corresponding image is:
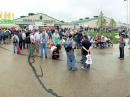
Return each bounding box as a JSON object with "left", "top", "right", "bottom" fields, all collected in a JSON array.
[
  {"left": 0, "top": 26, "right": 130, "bottom": 71},
  {"left": 93, "top": 35, "right": 113, "bottom": 48},
  {"left": 0, "top": 28, "right": 13, "bottom": 44},
  {"left": 0, "top": 27, "right": 93, "bottom": 71}
]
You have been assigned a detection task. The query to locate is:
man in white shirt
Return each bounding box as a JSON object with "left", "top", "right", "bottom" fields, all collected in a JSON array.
[
  {"left": 22, "top": 31, "right": 26, "bottom": 49},
  {"left": 30, "top": 33, "right": 35, "bottom": 43}
]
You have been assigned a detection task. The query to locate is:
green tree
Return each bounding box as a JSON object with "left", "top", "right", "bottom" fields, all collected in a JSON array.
[
  {"left": 109, "top": 18, "right": 116, "bottom": 30},
  {"left": 97, "top": 11, "right": 106, "bottom": 33},
  {"left": 79, "top": 18, "right": 83, "bottom": 21},
  {"left": 60, "top": 20, "right": 65, "bottom": 23}
]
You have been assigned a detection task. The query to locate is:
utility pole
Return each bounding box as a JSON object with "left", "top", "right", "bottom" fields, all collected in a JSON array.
[
  {"left": 127, "top": 0, "right": 130, "bottom": 29},
  {"left": 125, "top": 0, "right": 129, "bottom": 29}
]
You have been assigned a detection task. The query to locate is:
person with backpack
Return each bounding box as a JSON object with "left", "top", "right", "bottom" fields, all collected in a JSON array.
[
  {"left": 118, "top": 34, "right": 126, "bottom": 60},
  {"left": 39, "top": 28, "right": 49, "bottom": 59},
  {"left": 12, "top": 33, "right": 19, "bottom": 54},
  {"left": 64, "top": 32, "right": 77, "bottom": 71}
]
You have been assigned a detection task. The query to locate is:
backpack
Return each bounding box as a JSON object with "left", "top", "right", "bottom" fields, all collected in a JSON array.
[
  {"left": 120, "top": 38, "right": 126, "bottom": 47},
  {"left": 5, "top": 31, "right": 9, "bottom": 38},
  {"left": 64, "top": 39, "right": 72, "bottom": 52},
  {"left": 13, "top": 36, "right": 18, "bottom": 43},
  {"left": 25, "top": 36, "right": 31, "bottom": 43}
]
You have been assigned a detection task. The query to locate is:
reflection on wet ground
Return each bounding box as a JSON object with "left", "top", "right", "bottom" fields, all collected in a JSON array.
[{"left": 0, "top": 44, "right": 130, "bottom": 97}]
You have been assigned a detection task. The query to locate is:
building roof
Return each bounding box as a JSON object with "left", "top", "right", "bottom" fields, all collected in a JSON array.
[
  {"left": 71, "top": 16, "right": 114, "bottom": 28},
  {"left": 15, "top": 13, "right": 63, "bottom": 25},
  {"left": 72, "top": 16, "right": 112, "bottom": 24}
]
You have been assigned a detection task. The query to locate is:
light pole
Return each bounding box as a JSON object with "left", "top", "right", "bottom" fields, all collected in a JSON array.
[
  {"left": 127, "top": 0, "right": 129, "bottom": 29},
  {"left": 125, "top": 0, "right": 130, "bottom": 29},
  {"left": 127, "top": 0, "right": 128, "bottom": 28},
  {"left": 125, "top": 0, "right": 130, "bottom": 38}
]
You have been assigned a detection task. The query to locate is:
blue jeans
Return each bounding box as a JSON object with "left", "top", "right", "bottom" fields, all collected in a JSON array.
[
  {"left": 77, "top": 41, "right": 81, "bottom": 49},
  {"left": 40, "top": 43, "right": 47, "bottom": 58},
  {"left": 119, "top": 47, "right": 124, "bottom": 58},
  {"left": 13, "top": 43, "right": 18, "bottom": 53},
  {"left": 66, "top": 49, "right": 76, "bottom": 69}
]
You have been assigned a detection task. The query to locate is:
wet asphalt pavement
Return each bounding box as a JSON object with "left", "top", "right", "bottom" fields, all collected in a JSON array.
[{"left": 0, "top": 44, "right": 130, "bottom": 97}]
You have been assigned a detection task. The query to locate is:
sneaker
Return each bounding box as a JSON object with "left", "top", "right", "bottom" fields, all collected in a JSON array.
[
  {"left": 68, "top": 67, "right": 72, "bottom": 71},
  {"left": 118, "top": 57, "right": 121, "bottom": 59},
  {"left": 40, "top": 56, "right": 43, "bottom": 59},
  {"left": 118, "top": 57, "right": 124, "bottom": 60},
  {"left": 71, "top": 67, "right": 78, "bottom": 71},
  {"left": 120, "top": 58, "right": 124, "bottom": 60},
  {"left": 81, "top": 66, "right": 87, "bottom": 70},
  {"left": 87, "top": 64, "right": 90, "bottom": 69},
  {"left": 80, "top": 59, "right": 83, "bottom": 62}
]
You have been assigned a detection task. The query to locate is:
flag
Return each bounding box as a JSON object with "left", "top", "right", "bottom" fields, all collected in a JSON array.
[
  {"left": 7, "top": 12, "right": 11, "bottom": 20},
  {"left": 4, "top": 12, "right": 7, "bottom": 20},
  {"left": 0, "top": 11, "right": 2, "bottom": 19},
  {"left": 12, "top": 12, "right": 14, "bottom": 20}
]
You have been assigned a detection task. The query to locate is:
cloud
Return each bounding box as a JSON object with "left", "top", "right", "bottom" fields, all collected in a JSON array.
[{"left": 0, "top": 0, "right": 128, "bottom": 23}]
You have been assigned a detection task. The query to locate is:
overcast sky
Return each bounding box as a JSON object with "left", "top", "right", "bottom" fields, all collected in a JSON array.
[{"left": 0, "top": 0, "right": 128, "bottom": 22}]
